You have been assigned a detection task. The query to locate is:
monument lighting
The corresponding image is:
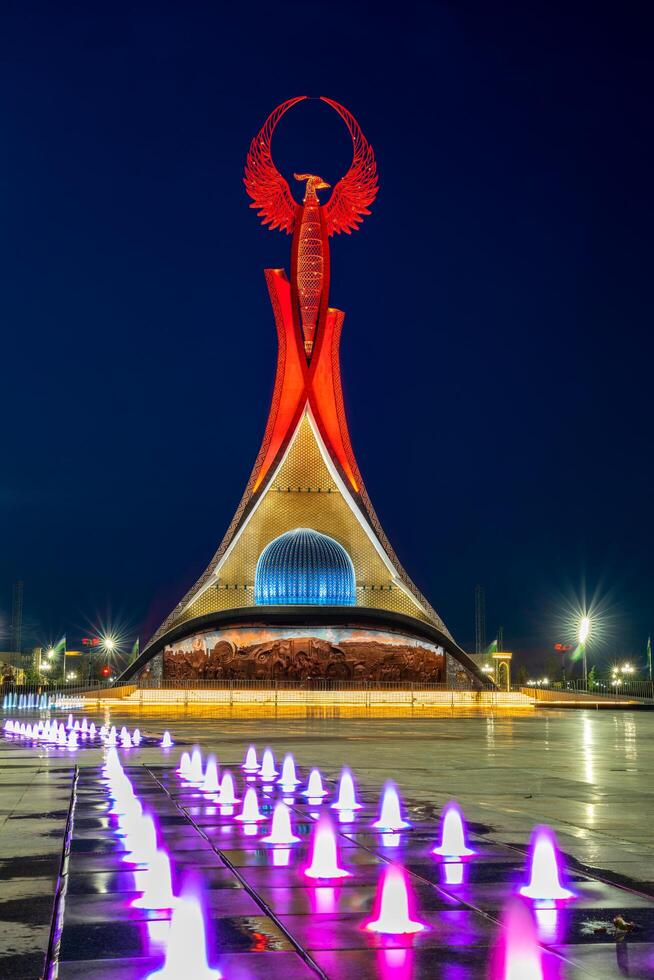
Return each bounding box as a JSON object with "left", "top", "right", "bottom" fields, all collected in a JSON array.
[{"left": 113, "top": 97, "right": 492, "bottom": 692}]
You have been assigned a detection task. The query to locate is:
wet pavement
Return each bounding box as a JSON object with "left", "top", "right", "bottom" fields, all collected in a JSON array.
[{"left": 1, "top": 709, "right": 653, "bottom": 977}]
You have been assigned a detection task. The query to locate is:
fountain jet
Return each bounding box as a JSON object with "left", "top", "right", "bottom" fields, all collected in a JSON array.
[
  {"left": 365, "top": 865, "right": 425, "bottom": 934},
  {"left": 493, "top": 898, "right": 544, "bottom": 980},
  {"left": 123, "top": 813, "right": 158, "bottom": 864},
  {"left": 332, "top": 769, "right": 362, "bottom": 811},
  {"left": 161, "top": 731, "right": 173, "bottom": 748},
  {"left": 432, "top": 801, "right": 474, "bottom": 858},
  {"left": 235, "top": 787, "right": 264, "bottom": 822},
  {"left": 305, "top": 814, "right": 350, "bottom": 879},
  {"left": 259, "top": 747, "right": 278, "bottom": 780},
  {"left": 242, "top": 745, "right": 259, "bottom": 772},
  {"left": 146, "top": 884, "right": 221, "bottom": 980},
  {"left": 303, "top": 769, "right": 327, "bottom": 798},
  {"left": 372, "top": 783, "right": 410, "bottom": 831},
  {"left": 217, "top": 771, "right": 239, "bottom": 806},
  {"left": 202, "top": 755, "right": 220, "bottom": 794},
  {"left": 519, "top": 826, "right": 574, "bottom": 901},
  {"left": 263, "top": 802, "right": 300, "bottom": 844},
  {"left": 132, "top": 849, "right": 176, "bottom": 909},
  {"left": 278, "top": 753, "right": 300, "bottom": 788},
  {"left": 189, "top": 748, "right": 204, "bottom": 783}
]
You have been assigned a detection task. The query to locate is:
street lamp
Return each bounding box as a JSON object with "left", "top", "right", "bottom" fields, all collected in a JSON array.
[{"left": 578, "top": 615, "right": 591, "bottom": 688}]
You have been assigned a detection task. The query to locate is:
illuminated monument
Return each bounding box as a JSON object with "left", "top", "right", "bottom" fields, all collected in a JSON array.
[{"left": 126, "top": 98, "right": 488, "bottom": 687}]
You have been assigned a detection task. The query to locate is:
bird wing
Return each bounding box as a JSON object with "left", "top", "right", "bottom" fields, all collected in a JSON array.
[
  {"left": 321, "top": 97, "right": 378, "bottom": 236},
  {"left": 244, "top": 96, "right": 307, "bottom": 234}
]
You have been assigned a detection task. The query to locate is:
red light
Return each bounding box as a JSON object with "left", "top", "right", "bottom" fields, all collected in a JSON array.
[
  {"left": 554, "top": 643, "right": 573, "bottom": 652},
  {"left": 101, "top": 666, "right": 110, "bottom": 677}
]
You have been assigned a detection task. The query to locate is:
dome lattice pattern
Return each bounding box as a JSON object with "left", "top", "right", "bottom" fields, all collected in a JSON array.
[{"left": 254, "top": 527, "right": 355, "bottom": 606}]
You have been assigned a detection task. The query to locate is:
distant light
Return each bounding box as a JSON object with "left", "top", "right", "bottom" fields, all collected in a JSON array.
[
  {"left": 103, "top": 637, "right": 116, "bottom": 651},
  {"left": 47, "top": 648, "right": 56, "bottom": 658},
  {"left": 41, "top": 662, "right": 51, "bottom": 672},
  {"left": 542, "top": 678, "right": 549, "bottom": 685},
  {"left": 578, "top": 615, "right": 590, "bottom": 645}
]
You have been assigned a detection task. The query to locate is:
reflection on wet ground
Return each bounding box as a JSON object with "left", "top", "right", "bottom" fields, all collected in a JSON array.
[{"left": 1, "top": 709, "right": 654, "bottom": 977}]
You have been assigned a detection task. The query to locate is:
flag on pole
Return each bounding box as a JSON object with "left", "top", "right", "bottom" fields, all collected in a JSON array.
[{"left": 131, "top": 638, "right": 140, "bottom": 663}]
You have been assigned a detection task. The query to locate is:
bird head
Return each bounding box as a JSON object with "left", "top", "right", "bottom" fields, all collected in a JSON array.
[{"left": 294, "top": 173, "right": 331, "bottom": 203}]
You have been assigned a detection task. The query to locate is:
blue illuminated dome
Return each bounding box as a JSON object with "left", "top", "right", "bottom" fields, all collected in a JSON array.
[{"left": 254, "top": 528, "right": 356, "bottom": 606}]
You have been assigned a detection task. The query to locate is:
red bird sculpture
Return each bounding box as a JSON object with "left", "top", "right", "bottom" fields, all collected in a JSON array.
[{"left": 244, "top": 97, "right": 378, "bottom": 356}]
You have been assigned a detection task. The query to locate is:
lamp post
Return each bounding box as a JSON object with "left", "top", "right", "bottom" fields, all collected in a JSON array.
[
  {"left": 578, "top": 615, "right": 590, "bottom": 689},
  {"left": 100, "top": 636, "right": 117, "bottom": 684}
]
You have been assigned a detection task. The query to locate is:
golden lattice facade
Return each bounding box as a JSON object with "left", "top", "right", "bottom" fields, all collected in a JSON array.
[{"left": 177, "top": 412, "right": 431, "bottom": 628}]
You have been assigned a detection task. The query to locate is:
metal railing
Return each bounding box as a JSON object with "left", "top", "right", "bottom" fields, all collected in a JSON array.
[
  {"left": 1, "top": 680, "right": 113, "bottom": 697},
  {"left": 136, "top": 678, "right": 489, "bottom": 693},
  {"left": 523, "top": 680, "right": 654, "bottom": 701}
]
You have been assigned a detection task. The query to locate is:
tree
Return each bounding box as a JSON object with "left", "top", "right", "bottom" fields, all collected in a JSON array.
[{"left": 587, "top": 665, "right": 598, "bottom": 690}]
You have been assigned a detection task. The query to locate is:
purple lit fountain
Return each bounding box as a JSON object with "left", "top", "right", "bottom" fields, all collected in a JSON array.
[
  {"left": 263, "top": 802, "right": 300, "bottom": 845},
  {"left": 122, "top": 812, "right": 158, "bottom": 864},
  {"left": 189, "top": 748, "right": 204, "bottom": 784},
  {"left": 242, "top": 745, "right": 259, "bottom": 773},
  {"left": 372, "top": 783, "right": 410, "bottom": 831},
  {"left": 432, "top": 801, "right": 474, "bottom": 858},
  {"left": 202, "top": 755, "right": 220, "bottom": 794},
  {"left": 519, "top": 826, "right": 574, "bottom": 901},
  {"left": 492, "top": 898, "right": 544, "bottom": 980},
  {"left": 217, "top": 771, "right": 239, "bottom": 806},
  {"left": 235, "top": 787, "right": 264, "bottom": 822},
  {"left": 278, "top": 753, "right": 300, "bottom": 788},
  {"left": 304, "top": 814, "right": 350, "bottom": 879},
  {"left": 259, "top": 747, "right": 278, "bottom": 781},
  {"left": 365, "top": 865, "right": 425, "bottom": 934},
  {"left": 332, "top": 769, "right": 363, "bottom": 811},
  {"left": 303, "top": 768, "right": 327, "bottom": 799},
  {"left": 147, "top": 882, "right": 221, "bottom": 980},
  {"left": 133, "top": 849, "right": 176, "bottom": 910}
]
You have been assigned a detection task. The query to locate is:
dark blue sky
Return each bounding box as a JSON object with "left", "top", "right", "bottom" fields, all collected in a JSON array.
[{"left": 1, "top": 3, "right": 652, "bottom": 664}]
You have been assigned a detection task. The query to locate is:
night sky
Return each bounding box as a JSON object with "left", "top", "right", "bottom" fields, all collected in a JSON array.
[{"left": 1, "top": 4, "right": 652, "bottom": 667}]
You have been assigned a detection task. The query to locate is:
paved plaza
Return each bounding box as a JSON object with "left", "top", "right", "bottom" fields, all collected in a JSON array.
[{"left": 1, "top": 708, "right": 653, "bottom": 977}]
